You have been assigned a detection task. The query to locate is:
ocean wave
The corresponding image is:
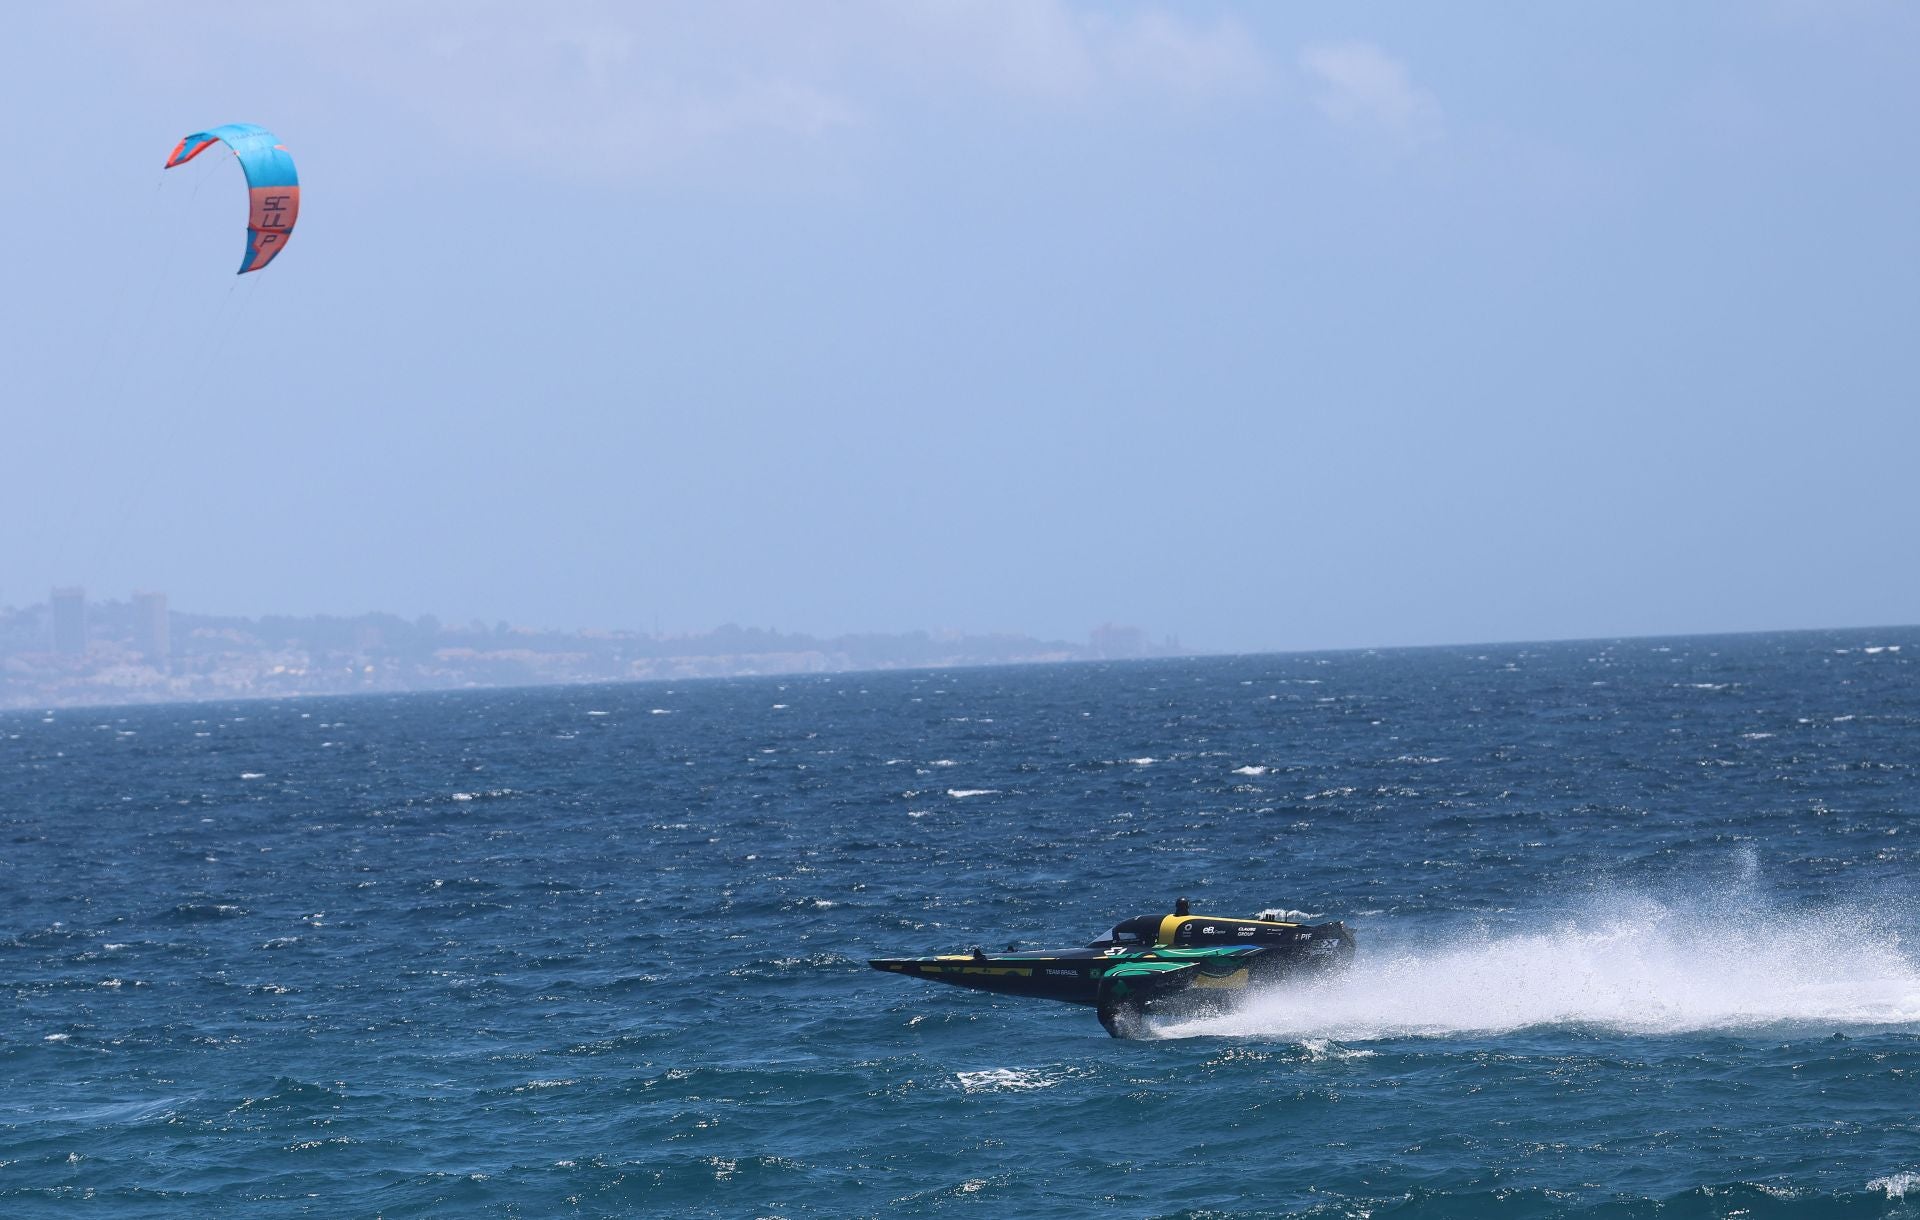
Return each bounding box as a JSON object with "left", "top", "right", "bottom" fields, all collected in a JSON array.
[
  {"left": 1298, "top": 1038, "right": 1376, "bottom": 1062},
  {"left": 953, "top": 1067, "right": 1079, "bottom": 1093},
  {"left": 161, "top": 903, "right": 248, "bottom": 924},
  {"left": 1869, "top": 1171, "right": 1920, "bottom": 1199}
]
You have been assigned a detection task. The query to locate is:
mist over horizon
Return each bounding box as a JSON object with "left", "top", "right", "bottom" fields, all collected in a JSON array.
[{"left": 5, "top": 582, "right": 1912, "bottom": 660}]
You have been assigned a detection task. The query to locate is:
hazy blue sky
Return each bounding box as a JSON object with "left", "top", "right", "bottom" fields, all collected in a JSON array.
[{"left": 5, "top": 3, "right": 1915, "bottom": 652}]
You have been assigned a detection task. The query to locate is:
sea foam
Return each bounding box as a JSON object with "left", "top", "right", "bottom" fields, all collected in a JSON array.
[{"left": 1869, "top": 1171, "right": 1920, "bottom": 1199}]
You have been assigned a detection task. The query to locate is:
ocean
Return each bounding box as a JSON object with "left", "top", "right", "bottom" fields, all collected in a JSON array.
[{"left": 3, "top": 630, "right": 1917, "bottom": 1218}]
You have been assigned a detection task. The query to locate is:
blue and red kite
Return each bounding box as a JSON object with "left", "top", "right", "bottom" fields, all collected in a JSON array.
[{"left": 165, "top": 123, "right": 300, "bottom": 274}]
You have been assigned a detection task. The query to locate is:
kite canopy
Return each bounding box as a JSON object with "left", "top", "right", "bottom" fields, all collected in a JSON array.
[{"left": 165, "top": 123, "right": 300, "bottom": 274}]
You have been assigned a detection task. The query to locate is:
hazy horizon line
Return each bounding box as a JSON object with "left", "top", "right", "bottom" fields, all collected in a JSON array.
[{"left": 7, "top": 588, "right": 1910, "bottom": 661}]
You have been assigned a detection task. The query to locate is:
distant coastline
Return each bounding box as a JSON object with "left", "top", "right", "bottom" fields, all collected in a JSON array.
[{"left": 0, "top": 595, "right": 1184, "bottom": 710}]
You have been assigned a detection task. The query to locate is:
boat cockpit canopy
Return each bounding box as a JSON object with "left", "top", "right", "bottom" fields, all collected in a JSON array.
[{"left": 1091, "top": 915, "right": 1163, "bottom": 947}]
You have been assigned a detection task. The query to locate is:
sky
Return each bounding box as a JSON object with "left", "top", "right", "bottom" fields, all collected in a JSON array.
[{"left": 3, "top": 2, "right": 1916, "bottom": 653}]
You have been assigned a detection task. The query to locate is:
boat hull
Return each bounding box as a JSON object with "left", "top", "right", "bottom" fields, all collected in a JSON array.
[
  {"left": 869, "top": 947, "right": 1131, "bottom": 1007},
  {"left": 871, "top": 917, "right": 1355, "bottom": 1036}
]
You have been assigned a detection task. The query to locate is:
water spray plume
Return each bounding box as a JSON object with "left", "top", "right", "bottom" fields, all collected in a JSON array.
[{"left": 1161, "top": 892, "right": 1920, "bottom": 1042}]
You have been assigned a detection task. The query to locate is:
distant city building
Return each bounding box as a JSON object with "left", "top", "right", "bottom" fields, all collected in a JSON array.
[
  {"left": 134, "top": 590, "right": 170, "bottom": 669},
  {"left": 1089, "top": 622, "right": 1152, "bottom": 660},
  {"left": 0, "top": 600, "right": 1098, "bottom": 709},
  {"left": 51, "top": 587, "right": 87, "bottom": 655}
]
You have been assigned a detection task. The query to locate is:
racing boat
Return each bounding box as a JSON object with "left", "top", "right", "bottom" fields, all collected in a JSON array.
[{"left": 870, "top": 907, "right": 1355, "bottom": 1037}]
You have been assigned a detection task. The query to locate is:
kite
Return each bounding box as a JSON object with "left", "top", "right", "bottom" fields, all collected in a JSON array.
[{"left": 164, "top": 123, "right": 300, "bottom": 274}]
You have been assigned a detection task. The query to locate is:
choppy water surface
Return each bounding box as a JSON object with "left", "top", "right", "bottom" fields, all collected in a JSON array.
[{"left": 4, "top": 630, "right": 1918, "bottom": 1217}]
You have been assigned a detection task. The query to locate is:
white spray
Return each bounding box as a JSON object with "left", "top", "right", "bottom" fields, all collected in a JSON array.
[{"left": 1159, "top": 889, "right": 1920, "bottom": 1042}]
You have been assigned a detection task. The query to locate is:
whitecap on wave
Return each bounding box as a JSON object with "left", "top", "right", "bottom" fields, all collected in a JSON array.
[
  {"left": 1869, "top": 1171, "right": 1920, "bottom": 1199},
  {"left": 954, "top": 1067, "right": 1079, "bottom": 1093},
  {"left": 1298, "top": 1038, "right": 1376, "bottom": 1062}
]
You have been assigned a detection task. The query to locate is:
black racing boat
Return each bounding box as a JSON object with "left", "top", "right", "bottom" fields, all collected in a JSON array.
[{"left": 871, "top": 908, "right": 1355, "bottom": 1037}]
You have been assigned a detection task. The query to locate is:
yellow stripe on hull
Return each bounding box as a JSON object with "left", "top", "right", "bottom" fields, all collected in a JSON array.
[{"left": 1188, "top": 969, "right": 1249, "bottom": 990}]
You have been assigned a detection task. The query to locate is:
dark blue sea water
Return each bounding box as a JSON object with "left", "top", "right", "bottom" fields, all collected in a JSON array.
[{"left": 4, "top": 631, "right": 1919, "bottom": 1218}]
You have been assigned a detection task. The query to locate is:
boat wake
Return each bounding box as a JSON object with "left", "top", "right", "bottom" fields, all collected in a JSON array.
[{"left": 1157, "top": 893, "right": 1920, "bottom": 1042}]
